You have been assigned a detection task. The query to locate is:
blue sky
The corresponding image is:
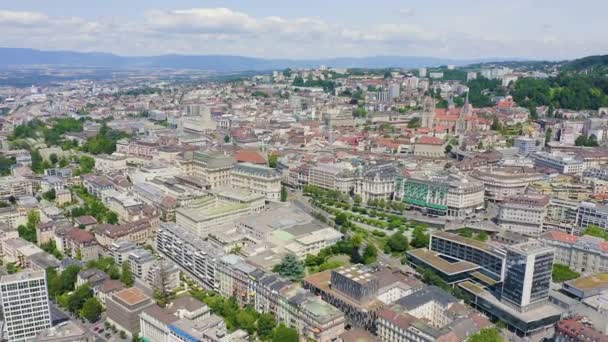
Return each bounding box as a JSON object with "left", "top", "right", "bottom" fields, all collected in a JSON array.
[{"left": 0, "top": 0, "right": 606, "bottom": 60}]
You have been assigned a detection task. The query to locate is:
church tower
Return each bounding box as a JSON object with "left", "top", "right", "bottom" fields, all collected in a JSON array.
[{"left": 421, "top": 97, "right": 436, "bottom": 128}]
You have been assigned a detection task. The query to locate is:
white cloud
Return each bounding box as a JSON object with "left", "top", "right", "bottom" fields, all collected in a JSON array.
[{"left": 0, "top": 7, "right": 604, "bottom": 60}]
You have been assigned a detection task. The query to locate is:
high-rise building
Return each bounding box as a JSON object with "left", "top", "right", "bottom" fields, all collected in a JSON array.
[
  {"left": 418, "top": 67, "right": 427, "bottom": 77},
  {"left": 388, "top": 83, "right": 400, "bottom": 99},
  {"left": 501, "top": 242, "right": 554, "bottom": 312},
  {"left": 0, "top": 270, "right": 51, "bottom": 342}
]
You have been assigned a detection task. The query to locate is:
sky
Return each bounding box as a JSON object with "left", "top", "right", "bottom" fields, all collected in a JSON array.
[{"left": 0, "top": 0, "right": 606, "bottom": 60}]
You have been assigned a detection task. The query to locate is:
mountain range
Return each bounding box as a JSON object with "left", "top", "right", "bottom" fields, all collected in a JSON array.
[{"left": 0, "top": 47, "right": 526, "bottom": 72}]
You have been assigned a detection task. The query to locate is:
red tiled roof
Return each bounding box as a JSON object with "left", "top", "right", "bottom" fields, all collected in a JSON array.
[
  {"left": 234, "top": 150, "right": 266, "bottom": 165},
  {"left": 66, "top": 228, "right": 96, "bottom": 244},
  {"left": 542, "top": 230, "right": 578, "bottom": 244},
  {"left": 417, "top": 136, "right": 444, "bottom": 145}
]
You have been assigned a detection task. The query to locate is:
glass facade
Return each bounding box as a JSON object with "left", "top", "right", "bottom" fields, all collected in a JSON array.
[
  {"left": 530, "top": 252, "right": 553, "bottom": 304},
  {"left": 501, "top": 251, "right": 526, "bottom": 307},
  {"left": 431, "top": 236, "right": 504, "bottom": 280}
]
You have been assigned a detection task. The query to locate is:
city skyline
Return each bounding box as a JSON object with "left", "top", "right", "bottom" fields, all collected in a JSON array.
[{"left": 1, "top": 0, "right": 607, "bottom": 60}]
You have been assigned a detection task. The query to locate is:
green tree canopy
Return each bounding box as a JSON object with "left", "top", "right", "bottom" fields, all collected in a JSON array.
[
  {"left": 80, "top": 297, "right": 103, "bottom": 322},
  {"left": 273, "top": 254, "right": 304, "bottom": 282}
]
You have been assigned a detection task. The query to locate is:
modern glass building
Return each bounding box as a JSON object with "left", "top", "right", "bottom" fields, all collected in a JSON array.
[
  {"left": 501, "top": 243, "right": 554, "bottom": 312},
  {"left": 430, "top": 232, "right": 506, "bottom": 281}
]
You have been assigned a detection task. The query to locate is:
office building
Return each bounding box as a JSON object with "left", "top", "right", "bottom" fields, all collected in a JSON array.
[
  {"left": 230, "top": 163, "right": 281, "bottom": 201},
  {"left": 513, "top": 136, "right": 540, "bottom": 156},
  {"left": 0, "top": 270, "right": 51, "bottom": 342},
  {"left": 428, "top": 231, "right": 506, "bottom": 281},
  {"left": 470, "top": 166, "right": 544, "bottom": 202},
  {"left": 106, "top": 287, "right": 154, "bottom": 337},
  {"left": 402, "top": 171, "right": 484, "bottom": 218},
  {"left": 501, "top": 242, "right": 554, "bottom": 312},
  {"left": 183, "top": 151, "right": 234, "bottom": 189},
  {"left": 533, "top": 152, "right": 584, "bottom": 175},
  {"left": 353, "top": 163, "right": 397, "bottom": 202},
  {"left": 576, "top": 201, "right": 608, "bottom": 232},
  {"left": 496, "top": 195, "right": 550, "bottom": 236}
]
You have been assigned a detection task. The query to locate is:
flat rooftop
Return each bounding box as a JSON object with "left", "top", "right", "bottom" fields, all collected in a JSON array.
[
  {"left": 304, "top": 270, "right": 384, "bottom": 311},
  {"left": 566, "top": 273, "right": 608, "bottom": 290},
  {"left": 0, "top": 269, "right": 45, "bottom": 283},
  {"left": 506, "top": 241, "right": 554, "bottom": 256},
  {"left": 462, "top": 284, "right": 561, "bottom": 323},
  {"left": 408, "top": 248, "right": 479, "bottom": 275},
  {"left": 114, "top": 287, "right": 149, "bottom": 306},
  {"left": 432, "top": 231, "right": 491, "bottom": 252}
]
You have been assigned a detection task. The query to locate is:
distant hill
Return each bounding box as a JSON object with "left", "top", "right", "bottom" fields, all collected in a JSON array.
[
  {"left": 0, "top": 47, "right": 513, "bottom": 71},
  {"left": 562, "top": 55, "right": 608, "bottom": 72}
]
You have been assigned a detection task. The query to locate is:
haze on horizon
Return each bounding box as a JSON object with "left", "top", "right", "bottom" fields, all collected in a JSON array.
[{"left": 1, "top": 0, "right": 606, "bottom": 61}]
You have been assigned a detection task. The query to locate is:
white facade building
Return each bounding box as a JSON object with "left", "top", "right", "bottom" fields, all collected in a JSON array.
[{"left": 0, "top": 270, "right": 51, "bottom": 342}]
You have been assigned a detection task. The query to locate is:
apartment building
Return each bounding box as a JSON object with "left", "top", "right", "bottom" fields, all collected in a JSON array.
[
  {"left": 0, "top": 176, "right": 32, "bottom": 200},
  {"left": 0, "top": 206, "right": 28, "bottom": 229},
  {"left": 497, "top": 194, "right": 549, "bottom": 236},
  {"left": 95, "top": 219, "right": 156, "bottom": 247},
  {"left": 308, "top": 163, "right": 354, "bottom": 193},
  {"left": 376, "top": 286, "right": 491, "bottom": 342},
  {"left": 0, "top": 270, "right": 51, "bottom": 342},
  {"left": 156, "top": 223, "right": 225, "bottom": 290}
]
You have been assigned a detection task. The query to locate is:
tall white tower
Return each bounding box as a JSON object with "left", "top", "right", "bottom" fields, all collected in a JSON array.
[{"left": 0, "top": 270, "right": 51, "bottom": 341}]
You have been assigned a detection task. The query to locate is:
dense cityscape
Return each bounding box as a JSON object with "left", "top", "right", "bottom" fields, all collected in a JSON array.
[{"left": 1, "top": 2, "right": 608, "bottom": 342}]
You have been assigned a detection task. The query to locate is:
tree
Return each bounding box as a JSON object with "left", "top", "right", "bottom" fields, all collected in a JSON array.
[
  {"left": 459, "top": 228, "right": 474, "bottom": 238},
  {"left": 61, "top": 264, "right": 81, "bottom": 292},
  {"left": 268, "top": 154, "right": 278, "bottom": 168},
  {"left": 273, "top": 254, "right": 304, "bottom": 282},
  {"left": 272, "top": 324, "right": 298, "bottom": 342},
  {"left": 223, "top": 135, "right": 230, "bottom": 143},
  {"left": 468, "top": 328, "right": 504, "bottom": 342},
  {"left": 475, "top": 231, "right": 488, "bottom": 242},
  {"left": 354, "top": 194, "right": 362, "bottom": 205},
  {"left": 43, "top": 188, "right": 56, "bottom": 201},
  {"left": 236, "top": 310, "right": 257, "bottom": 335},
  {"left": 407, "top": 117, "right": 421, "bottom": 129},
  {"left": 257, "top": 313, "right": 277, "bottom": 340},
  {"left": 385, "top": 232, "right": 409, "bottom": 254},
  {"left": 78, "top": 156, "right": 95, "bottom": 174},
  {"left": 121, "top": 262, "right": 134, "bottom": 286},
  {"left": 80, "top": 297, "right": 103, "bottom": 322},
  {"left": 545, "top": 128, "right": 552, "bottom": 146},
  {"left": 49, "top": 153, "right": 59, "bottom": 165},
  {"left": 280, "top": 186, "right": 288, "bottom": 202},
  {"left": 6, "top": 262, "right": 19, "bottom": 274},
  {"left": 334, "top": 212, "right": 348, "bottom": 226},
  {"left": 68, "top": 285, "right": 93, "bottom": 314},
  {"left": 552, "top": 263, "right": 580, "bottom": 282},
  {"left": 411, "top": 226, "right": 430, "bottom": 248},
  {"left": 362, "top": 244, "right": 378, "bottom": 264}
]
